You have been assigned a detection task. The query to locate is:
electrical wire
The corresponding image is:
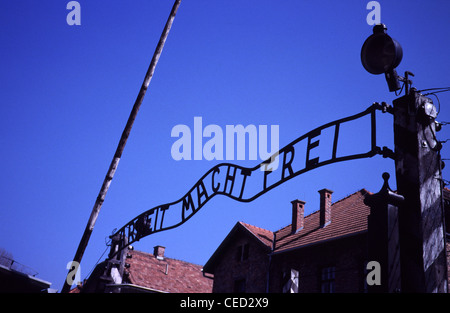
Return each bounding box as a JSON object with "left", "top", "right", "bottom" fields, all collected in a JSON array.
[
  {"left": 82, "top": 245, "right": 109, "bottom": 283},
  {"left": 424, "top": 89, "right": 450, "bottom": 96},
  {"left": 419, "top": 87, "right": 450, "bottom": 93},
  {"left": 395, "top": 81, "right": 405, "bottom": 96},
  {"left": 419, "top": 87, "right": 450, "bottom": 109},
  {"left": 428, "top": 93, "right": 441, "bottom": 113},
  {"left": 82, "top": 231, "right": 116, "bottom": 282},
  {"left": 417, "top": 87, "right": 450, "bottom": 114}
]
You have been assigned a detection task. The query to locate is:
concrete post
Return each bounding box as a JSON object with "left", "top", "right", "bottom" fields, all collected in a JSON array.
[{"left": 393, "top": 89, "right": 447, "bottom": 292}]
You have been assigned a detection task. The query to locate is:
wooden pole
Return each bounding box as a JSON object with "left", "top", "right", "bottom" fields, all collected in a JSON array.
[{"left": 61, "top": 0, "right": 182, "bottom": 293}]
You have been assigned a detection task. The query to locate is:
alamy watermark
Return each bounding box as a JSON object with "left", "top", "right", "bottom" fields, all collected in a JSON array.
[
  {"left": 64, "top": 2, "right": 380, "bottom": 28},
  {"left": 171, "top": 117, "right": 280, "bottom": 171},
  {"left": 66, "top": 261, "right": 81, "bottom": 286},
  {"left": 366, "top": 1, "right": 381, "bottom": 26},
  {"left": 66, "top": 1, "right": 81, "bottom": 26},
  {"left": 366, "top": 260, "right": 381, "bottom": 286}
]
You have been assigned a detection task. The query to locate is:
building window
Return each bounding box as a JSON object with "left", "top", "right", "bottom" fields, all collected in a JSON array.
[
  {"left": 282, "top": 268, "right": 299, "bottom": 293},
  {"left": 320, "top": 266, "right": 335, "bottom": 293},
  {"left": 233, "top": 278, "right": 246, "bottom": 293},
  {"left": 235, "top": 243, "right": 249, "bottom": 262}
]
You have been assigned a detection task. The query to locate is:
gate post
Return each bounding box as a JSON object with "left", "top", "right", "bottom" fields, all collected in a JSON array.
[
  {"left": 365, "top": 172, "right": 403, "bottom": 292},
  {"left": 393, "top": 89, "right": 448, "bottom": 292}
]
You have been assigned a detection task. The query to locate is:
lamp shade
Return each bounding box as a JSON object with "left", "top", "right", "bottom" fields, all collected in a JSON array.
[{"left": 361, "top": 24, "right": 403, "bottom": 75}]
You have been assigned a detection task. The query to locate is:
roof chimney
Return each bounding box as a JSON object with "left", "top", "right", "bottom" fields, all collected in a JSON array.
[
  {"left": 319, "top": 189, "right": 333, "bottom": 227},
  {"left": 291, "top": 200, "right": 306, "bottom": 234},
  {"left": 153, "top": 245, "right": 165, "bottom": 260}
]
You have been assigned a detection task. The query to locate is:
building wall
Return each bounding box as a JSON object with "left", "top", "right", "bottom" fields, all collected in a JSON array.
[
  {"left": 212, "top": 235, "right": 270, "bottom": 293},
  {"left": 269, "top": 234, "right": 368, "bottom": 293},
  {"left": 209, "top": 189, "right": 450, "bottom": 293},
  {"left": 447, "top": 241, "right": 450, "bottom": 292}
]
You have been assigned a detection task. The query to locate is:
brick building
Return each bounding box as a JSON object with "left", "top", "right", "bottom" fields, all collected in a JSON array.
[
  {"left": 76, "top": 186, "right": 449, "bottom": 293},
  {"left": 76, "top": 245, "right": 213, "bottom": 293},
  {"left": 204, "top": 188, "right": 450, "bottom": 293}
]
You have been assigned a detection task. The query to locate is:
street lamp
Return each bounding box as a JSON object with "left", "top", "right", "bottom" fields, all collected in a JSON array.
[{"left": 361, "top": 24, "right": 405, "bottom": 92}]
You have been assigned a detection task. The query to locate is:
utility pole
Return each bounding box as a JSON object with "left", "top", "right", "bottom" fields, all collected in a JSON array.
[
  {"left": 61, "top": 0, "right": 182, "bottom": 293},
  {"left": 393, "top": 89, "right": 447, "bottom": 292}
]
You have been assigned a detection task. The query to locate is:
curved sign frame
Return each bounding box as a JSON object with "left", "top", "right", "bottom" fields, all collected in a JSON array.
[{"left": 109, "top": 103, "right": 392, "bottom": 256}]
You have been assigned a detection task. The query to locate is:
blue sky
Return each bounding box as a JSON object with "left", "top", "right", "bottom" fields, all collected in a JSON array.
[{"left": 0, "top": 0, "right": 449, "bottom": 291}]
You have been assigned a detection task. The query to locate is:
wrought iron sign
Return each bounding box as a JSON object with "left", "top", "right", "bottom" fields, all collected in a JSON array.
[{"left": 109, "top": 102, "right": 393, "bottom": 255}]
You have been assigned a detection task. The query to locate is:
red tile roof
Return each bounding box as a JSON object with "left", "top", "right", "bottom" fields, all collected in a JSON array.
[
  {"left": 68, "top": 285, "right": 81, "bottom": 293},
  {"left": 273, "top": 189, "right": 371, "bottom": 253},
  {"left": 239, "top": 222, "right": 274, "bottom": 248},
  {"left": 205, "top": 189, "right": 372, "bottom": 273},
  {"left": 227, "top": 189, "right": 371, "bottom": 256},
  {"left": 125, "top": 249, "right": 213, "bottom": 293}
]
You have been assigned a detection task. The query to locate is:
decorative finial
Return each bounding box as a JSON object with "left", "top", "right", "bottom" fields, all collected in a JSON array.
[{"left": 381, "top": 172, "right": 391, "bottom": 192}]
